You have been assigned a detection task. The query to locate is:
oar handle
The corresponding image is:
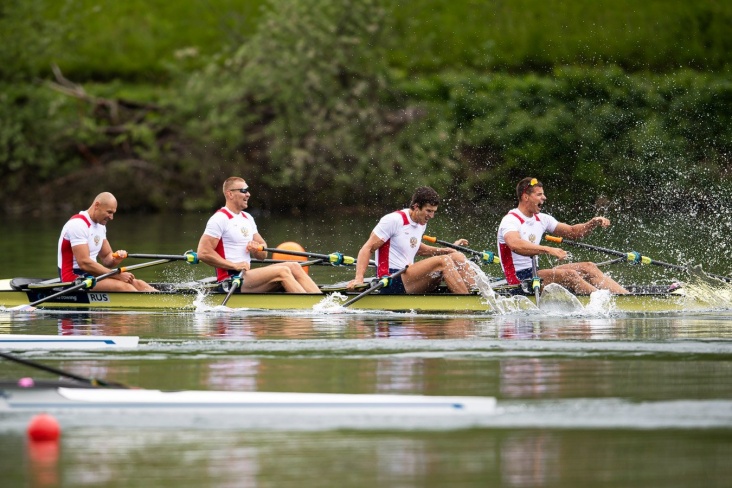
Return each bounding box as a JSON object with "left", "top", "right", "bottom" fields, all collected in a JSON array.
[
  {"left": 422, "top": 236, "right": 499, "bottom": 264},
  {"left": 123, "top": 251, "right": 199, "bottom": 264},
  {"left": 342, "top": 266, "right": 409, "bottom": 308},
  {"left": 256, "top": 246, "right": 358, "bottom": 266}
]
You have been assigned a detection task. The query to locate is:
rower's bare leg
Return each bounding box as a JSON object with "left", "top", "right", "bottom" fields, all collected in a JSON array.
[
  {"left": 132, "top": 280, "right": 158, "bottom": 292},
  {"left": 92, "top": 280, "right": 139, "bottom": 292},
  {"left": 538, "top": 267, "right": 598, "bottom": 295},
  {"left": 276, "top": 262, "right": 322, "bottom": 293},
  {"left": 448, "top": 253, "right": 477, "bottom": 289},
  {"left": 402, "top": 256, "right": 470, "bottom": 294},
  {"left": 239, "top": 266, "right": 307, "bottom": 293},
  {"left": 554, "top": 262, "right": 629, "bottom": 294}
]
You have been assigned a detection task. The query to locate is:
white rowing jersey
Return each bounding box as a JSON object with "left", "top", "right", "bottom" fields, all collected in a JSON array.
[
  {"left": 373, "top": 209, "right": 426, "bottom": 277},
  {"left": 497, "top": 209, "right": 558, "bottom": 284},
  {"left": 203, "top": 207, "right": 259, "bottom": 281},
  {"left": 57, "top": 210, "right": 106, "bottom": 281}
]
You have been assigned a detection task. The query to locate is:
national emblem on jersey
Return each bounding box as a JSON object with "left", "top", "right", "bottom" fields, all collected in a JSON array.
[
  {"left": 529, "top": 233, "right": 537, "bottom": 243},
  {"left": 94, "top": 235, "right": 101, "bottom": 246},
  {"left": 240, "top": 227, "right": 249, "bottom": 238},
  {"left": 410, "top": 237, "right": 417, "bottom": 248}
]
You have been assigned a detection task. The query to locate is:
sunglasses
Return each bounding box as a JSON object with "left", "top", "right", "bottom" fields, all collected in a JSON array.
[
  {"left": 230, "top": 187, "right": 250, "bottom": 194},
  {"left": 522, "top": 178, "right": 539, "bottom": 195}
]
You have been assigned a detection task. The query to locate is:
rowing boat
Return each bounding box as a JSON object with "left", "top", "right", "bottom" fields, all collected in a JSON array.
[
  {"left": 0, "top": 278, "right": 691, "bottom": 313},
  {"left": 0, "top": 380, "right": 496, "bottom": 416},
  {"left": 0, "top": 335, "right": 138, "bottom": 350}
]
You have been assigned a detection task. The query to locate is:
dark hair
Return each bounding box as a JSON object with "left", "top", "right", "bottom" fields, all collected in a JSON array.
[
  {"left": 516, "top": 177, "right": 542, "bottom": 201},
  {"left": 410, "top": 186, "right": 440, "bottom": 209}
]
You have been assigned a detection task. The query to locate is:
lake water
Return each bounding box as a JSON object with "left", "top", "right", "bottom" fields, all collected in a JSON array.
[{"left": 1, "top": 212, "right": 731, "bottom": 487}]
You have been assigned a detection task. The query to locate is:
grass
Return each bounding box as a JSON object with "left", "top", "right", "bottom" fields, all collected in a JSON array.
[{"left": 22, "top": 0, "right": 732, "bottom": 81}]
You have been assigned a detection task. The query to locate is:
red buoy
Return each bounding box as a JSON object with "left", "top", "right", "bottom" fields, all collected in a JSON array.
[{"left": 27, "top": 414, "right": 61, "bottom": 442}]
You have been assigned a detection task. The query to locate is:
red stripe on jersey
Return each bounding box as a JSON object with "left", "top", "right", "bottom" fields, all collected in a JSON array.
[
  {"left": 214, "top": 238, "right": 229, "bottom": 282},
  {"left": 71, "top": 214, "right": 92, "bottom": 227},
  {"left": 395, "top": 210, "right": 409, "bottom": 225},
  {"left": 60, "top": 238, "right": 78, "bottom": 281},
  {"left": 377, "top": 239, "right": 392, "bottom": 277},
  {"left": 499, "top": 242, "right": 520, "bottom": 285},
  {"left": 509, "top": 211, "right": 540, "bottom": 223},
  {"left": 217, "top": 208, "right": 234, "bottom": 219},
  {"left": 59, "top": 214, "right": 92, "bottom": 281}
]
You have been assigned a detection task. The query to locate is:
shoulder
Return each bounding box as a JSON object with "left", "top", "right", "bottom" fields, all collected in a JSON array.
[
  {"left": 64, "top": 215, "right": 91, "bottom": 233},
  {"left": 537, "top": 213, "right": 558, "bottom": 225},
  {"left": 499, "top": 210, "right": 522, "bottom": 226}
]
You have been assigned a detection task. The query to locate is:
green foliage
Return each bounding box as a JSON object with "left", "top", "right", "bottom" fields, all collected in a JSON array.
[
  {"left": 3, "top": 0, "right": 731, "bottom": 83},
  {"left": 411, "top": 67, "right": 732, "bottom": 210},
  {"left": 181, "top": 0, "right": 454, "bottom": 212},
  {"left": 0, "top": 0, "right": 70, "bottom": 81},
  {"left": 387, "top": 0, "right": 732, "bottom": 73},
  {"left": 0, "top": 84, "right": 78, "bottom": 202},
  {"left": 1, "top": 0, "right": 731, "bottom": 216}
]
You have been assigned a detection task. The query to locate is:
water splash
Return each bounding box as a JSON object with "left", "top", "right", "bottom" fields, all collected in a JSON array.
[
  {"left": 584, "top": 289, "right": 615, "bottom": 314},
  {"left": 680, "top": 265, "right": 732, "bottom": 308},
  {"left": 537, "top": 283, "right": 584, "bottom": 314},
  {"left": 312, "top": 292, "right": 350, "bottom": 313}
]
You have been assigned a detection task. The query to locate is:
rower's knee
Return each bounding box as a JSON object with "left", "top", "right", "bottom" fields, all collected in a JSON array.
[
  {"left": 577, "top": 262, "right": 601, "bottom": 274},
  {"left": 274, "top": 266, "right": 296, "bottom": 280},
  {"left": 448, "top": 252, "right": 469, "bottom": 265}
]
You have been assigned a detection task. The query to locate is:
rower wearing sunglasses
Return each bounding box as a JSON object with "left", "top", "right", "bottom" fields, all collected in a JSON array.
[
  {"left": 497, "top": 177, "right": 628, "bottom": 295},
  {"left": 196, "top": 176, "right": 321, "bottom": 293}
]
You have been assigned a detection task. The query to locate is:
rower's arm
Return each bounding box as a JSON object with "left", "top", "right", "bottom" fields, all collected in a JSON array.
[
  {"left": 417, "top": 243, "right": 455, "bottom": 256},
  {"left": 73, "top": 243, "right": 114, "bottom": 276},
  {"left": 197, "top": 234, "right": 248, "bottom": 272},
  {"left": 247, "top": 233, "right": 268, "bottom": 260},
  {"left": 553, "top": 217, "right": 610, "bottom": 240},
  {"left": 353, "top": 233, "right": 384, "bottom": 282},
  {"left": 504, "top": 231, "right": 566, "bottom": 260}
]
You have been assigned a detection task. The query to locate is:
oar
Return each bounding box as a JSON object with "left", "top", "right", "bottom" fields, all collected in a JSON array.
[
  {"left": 0, "top": 351, "right": 129, "bottom": 388},
  {"left": 251, "top": 258, "right": 324, "bottom": 266},
  {"left": 221, "top": 270, "right": 245, "bottom": 306},
  {"left": 342, "top": 266, "right": 409, "bottom": 308},
  {"left": 422, "top": 235, "right": 499, "bottom": 265},
  {"left": 120, "top": 250, "right": 199, "bottom": 264},
  {"left": 10, "top": 259, "right": 174, "bottom": 311},
  {"left": 530, "top": 256, "right": 541, "bottom": 305},
  {"left": 545, "top": 235, "right": 732, "bottom": 283},
  {"left": 254, "top": 246, "right": 365, "bottom": 266}
]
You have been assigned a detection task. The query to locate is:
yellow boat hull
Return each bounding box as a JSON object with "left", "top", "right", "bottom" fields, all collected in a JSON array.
[{"left": 0, "top": 279, "right": 694, "bottom": 313}]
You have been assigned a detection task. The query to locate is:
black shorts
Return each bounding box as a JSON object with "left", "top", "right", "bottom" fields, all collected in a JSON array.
[
  {"left": 59, "top": 267, "right": 85, "bottom": 281},
  {"left": 515, "top": 268, "right": 533, "bottom": 281},
  {"left": 378, "top": 269, "right": 407, "bottom": 295}
]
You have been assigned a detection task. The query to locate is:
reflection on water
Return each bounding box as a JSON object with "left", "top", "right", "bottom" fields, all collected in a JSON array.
[
  {"left": 2, "top": 305, "right": 732, "bottom": 486},
  {"left": 2, "top": 428, "right": 731, "bottom": 488}
]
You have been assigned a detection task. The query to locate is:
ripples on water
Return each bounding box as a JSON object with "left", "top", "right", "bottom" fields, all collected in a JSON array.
[{"left": 2, "top": 282, "right": 732, "bottom": 486}]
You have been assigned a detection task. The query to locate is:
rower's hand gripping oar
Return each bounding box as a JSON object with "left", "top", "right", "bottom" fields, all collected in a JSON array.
[
  {"left": 545, "top": 235, "right": 732, "bottom": 283},
  {"left": 9, "top": 258, "right": 174, "bottom": 312},
  {"left": 422, "top": 235, "right": 499, "bottom": 265},
  {"left": 221, "top": 270, "right": 245, "bottom": 306},
  {"left": 0, "top": 351, "right": 129, "bottom": 388},
  {"left": 342, "top": 266, "right": 409, "bottom": 308}
]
